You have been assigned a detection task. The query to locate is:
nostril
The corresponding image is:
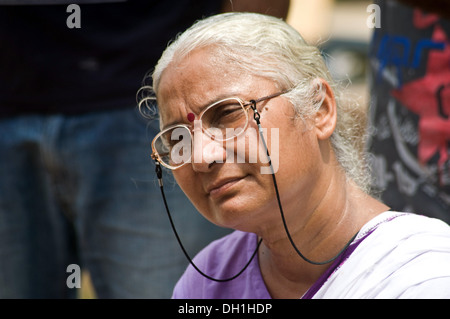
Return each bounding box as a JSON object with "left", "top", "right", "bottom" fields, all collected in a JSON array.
[{"left": 208, "top": 161, "right": 216, "bottom": 169}]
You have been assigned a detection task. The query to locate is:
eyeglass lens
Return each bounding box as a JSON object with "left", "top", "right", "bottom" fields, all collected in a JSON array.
[{"left": 154, "top": 98, "right": 248, "bottom": 169}]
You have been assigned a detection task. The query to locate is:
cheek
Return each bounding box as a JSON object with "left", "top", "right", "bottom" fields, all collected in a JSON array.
[
  {"left": 274, "top": 124, "right": 320, "bottom": 189},
  {"left": 173, "top": 169, "right": 218, "bottom": 222},
  {"left": 173, "top": 170, "right": 202, "bottom": 204}
]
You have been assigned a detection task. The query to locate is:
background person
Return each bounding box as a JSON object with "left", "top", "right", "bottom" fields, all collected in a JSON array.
[
  {"left": 368, "top": 0, "right": 450, "bottom": 224},
  {"left": 0, "top": 0, "right": 289, "bottom": 298}
]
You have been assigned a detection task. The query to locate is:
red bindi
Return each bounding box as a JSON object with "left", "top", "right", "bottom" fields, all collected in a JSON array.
[{"left": 187, "top": 112, "right": 195, "bottom": 122}]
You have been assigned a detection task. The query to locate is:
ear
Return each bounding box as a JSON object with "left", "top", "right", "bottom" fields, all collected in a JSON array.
[{"left": 312, "top": 79, "right": 337, "bottom": 140}]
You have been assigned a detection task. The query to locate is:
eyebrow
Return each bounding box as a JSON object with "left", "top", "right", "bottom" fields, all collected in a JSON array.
[{"left": 161, "top": 119, "right": 186, "bottom": 131}]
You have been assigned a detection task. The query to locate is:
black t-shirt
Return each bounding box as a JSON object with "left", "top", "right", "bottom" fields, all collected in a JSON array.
[
  {"left": 0, "top": 0, "right": 221, "bottom": 116},
  {"left": 368, "top": 0, "right": 450, "bottom": 223}
]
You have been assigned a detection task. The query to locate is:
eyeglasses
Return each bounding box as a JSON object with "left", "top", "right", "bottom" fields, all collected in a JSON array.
[{"left": 151, "top": 90, "right": 287, "bottom": 170}]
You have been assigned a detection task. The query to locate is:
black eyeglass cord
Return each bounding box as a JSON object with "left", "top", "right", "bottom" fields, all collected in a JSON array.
[
  {"left": 249, "top": 100, "right": 359, "bottom": 266},
  {"left": 153, "top": 100, "right": 358, "bottom": 283},
  {"left": 155, "top": 162, "right": 262, "bottom": 282}
]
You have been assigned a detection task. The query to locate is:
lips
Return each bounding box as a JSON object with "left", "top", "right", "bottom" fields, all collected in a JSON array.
[{"left": 206, "top": 176, "right": 246, "bottom": 197}]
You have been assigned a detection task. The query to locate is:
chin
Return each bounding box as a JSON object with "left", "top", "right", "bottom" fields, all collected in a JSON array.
[{"left": 204, "top": 197, "right": 261, "bottom": 231}]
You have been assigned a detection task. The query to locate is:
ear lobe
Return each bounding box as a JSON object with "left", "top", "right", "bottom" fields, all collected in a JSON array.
[{"left": 313, "top": 79, "right": 337, "bottom": 140}]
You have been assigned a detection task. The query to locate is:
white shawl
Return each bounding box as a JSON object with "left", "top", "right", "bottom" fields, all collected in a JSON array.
[{"left": 312, "top": 212, "right": 450, "bottom": 299}]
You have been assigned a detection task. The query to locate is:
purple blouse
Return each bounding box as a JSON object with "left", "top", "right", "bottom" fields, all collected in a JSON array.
[{"left": 171, "top": 229, "right": 370, "bottom": 299}]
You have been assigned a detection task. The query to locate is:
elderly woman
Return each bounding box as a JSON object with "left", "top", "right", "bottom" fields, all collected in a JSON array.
[{"left": 140, "top": 12, "right": 450, "bottom": 298}]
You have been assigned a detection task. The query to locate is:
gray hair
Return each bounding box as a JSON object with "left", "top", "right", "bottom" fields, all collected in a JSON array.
[{"left": 139, "top": 12, "right": 371, "bottom": 194}]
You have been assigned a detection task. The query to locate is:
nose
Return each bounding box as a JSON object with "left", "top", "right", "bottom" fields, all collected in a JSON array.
[{"left": 191, "top": 125, "right": 227, "bottom": 172}]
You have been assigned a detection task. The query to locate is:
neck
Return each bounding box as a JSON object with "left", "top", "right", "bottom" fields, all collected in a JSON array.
[{"left": 257, "top": 177, "right": 389, "bottom": 299}]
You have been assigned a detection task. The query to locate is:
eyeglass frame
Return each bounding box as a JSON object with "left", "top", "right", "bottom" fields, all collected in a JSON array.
[{"left": 151, "top": 90, "right": 289, "bottom": 170}]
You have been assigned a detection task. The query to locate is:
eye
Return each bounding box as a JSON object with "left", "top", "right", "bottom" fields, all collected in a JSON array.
[{"left": 206, "top": 99, "right": 244, "bottom": 128}]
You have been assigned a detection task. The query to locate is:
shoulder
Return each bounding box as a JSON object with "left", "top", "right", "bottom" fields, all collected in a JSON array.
[
  {"left": 375, "top": 213, "right": 450, "bottom": 298},
  {"left": 353, "top": 211, "right": 450, "bottom": 248},
  {"left": 364, "top": 212, "right": 450, "bottom": 272},
  {"left": 343, "top": 212, "right": 450, "bottom": 298},
  {"left": 371, "top": 211, "right": 450, "bottom": 243},
  {"left": 316, "top": 212, "right": 450, "bottom": 298},
  {"left": 172, "top": 230, "right": 262, "bottom": 299}
]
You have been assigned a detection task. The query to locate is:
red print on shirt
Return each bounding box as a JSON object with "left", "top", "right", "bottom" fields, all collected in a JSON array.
[{"left": 391, "top": 20, "right": 450, "bottom": 182}]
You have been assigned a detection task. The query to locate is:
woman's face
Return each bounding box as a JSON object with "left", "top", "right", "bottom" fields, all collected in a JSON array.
[{"left": 157, "top": 48, "right": 328, "bottom": 234}]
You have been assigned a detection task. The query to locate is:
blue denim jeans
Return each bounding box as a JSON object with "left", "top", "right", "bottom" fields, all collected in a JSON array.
[{"left": 0, "top": 108, "right": 230, "bottom": 298}]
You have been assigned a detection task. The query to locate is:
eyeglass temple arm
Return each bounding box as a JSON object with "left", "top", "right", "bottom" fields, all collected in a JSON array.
[{"left": 244, "top": 90, "right": 287, "bottom": 108}]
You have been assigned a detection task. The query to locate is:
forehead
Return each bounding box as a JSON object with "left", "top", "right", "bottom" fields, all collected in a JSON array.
[{"left": 156, "top": 48, "right": 256, "bottom": 127}]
